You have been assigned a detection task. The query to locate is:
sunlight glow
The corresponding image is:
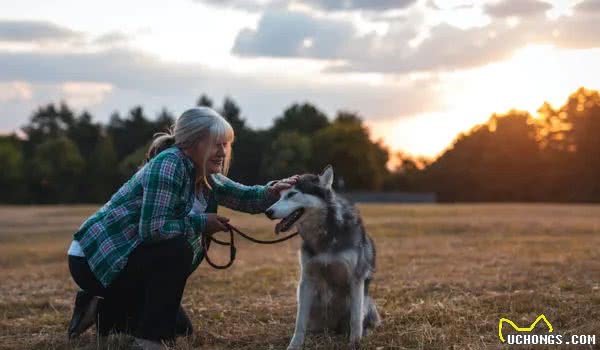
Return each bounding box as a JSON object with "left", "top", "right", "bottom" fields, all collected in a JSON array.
[{"left": 368, "top": 45, "right": 600, "bottom": 158}]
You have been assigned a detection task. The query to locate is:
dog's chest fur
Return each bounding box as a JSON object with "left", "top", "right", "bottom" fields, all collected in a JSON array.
[{"left": 306, "top": 249, "right": 356, "bottom": 286}]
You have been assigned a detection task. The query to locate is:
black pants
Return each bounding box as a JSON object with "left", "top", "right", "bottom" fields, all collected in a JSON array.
[{"left": 68, "top": 235, "right": 194, "bottom": 342}]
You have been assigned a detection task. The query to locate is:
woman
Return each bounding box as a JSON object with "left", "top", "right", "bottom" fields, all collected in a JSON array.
[{"left": 67, "top": 107, "right": 297, "bottom": 349}]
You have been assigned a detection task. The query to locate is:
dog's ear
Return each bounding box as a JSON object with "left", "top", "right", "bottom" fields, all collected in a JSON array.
[{"left": 319, "top": 165, "right": 334, "bottom": 189}]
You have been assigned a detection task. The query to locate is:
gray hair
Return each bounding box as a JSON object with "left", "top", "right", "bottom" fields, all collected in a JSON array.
[{"left": 147, "top": 107, "right": 234, "bottom": 179}]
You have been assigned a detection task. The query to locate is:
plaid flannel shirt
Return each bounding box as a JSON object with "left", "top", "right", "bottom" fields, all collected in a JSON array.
[{"left": 74, "top": 145, "right": 278, "bottom": 287}]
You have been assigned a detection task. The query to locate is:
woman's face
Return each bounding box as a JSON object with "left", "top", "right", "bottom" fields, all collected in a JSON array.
[{"left": 187, "top": 137, "right": 229, "bottom": 175}]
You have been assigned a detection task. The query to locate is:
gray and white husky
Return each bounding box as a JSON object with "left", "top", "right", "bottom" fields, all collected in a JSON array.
[{"left": 265, "top": 166, "right": 381, "bottom": 349}]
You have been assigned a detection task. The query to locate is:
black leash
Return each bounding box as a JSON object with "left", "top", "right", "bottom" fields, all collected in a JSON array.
[{"left": 201, "top": 223, "right": 299, "bottom": 269}]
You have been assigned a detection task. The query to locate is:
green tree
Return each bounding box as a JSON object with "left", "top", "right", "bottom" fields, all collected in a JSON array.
[
  {"left": 311, "top": 113, "right": 388, "bottom": 190},
  {"left": 108, "top": 106, "right": 155, "bottom": 160},
  {"left": 271, "top": 103, "right": 329, "bottom": 136},
  {"left": 261, "top": 132, "right": 312, "bottom": 179},
  {"left": 67, "top": 111, "right": 102, "bottom": 159},
  {"left": 155, "top": 108, "right": 175, "bottom": 132},
  {"left": 85, "top": 134, "right": 120, "bottom": 202},
  {"left": 22, "top": 102, "right": 75, "bottom": 157},
  {"left": 216, "top": 97, "right": 268, "bottom": 183},
  {"left": 30, "top": 137, "right": 85, "bottom": 203},
  {"left": 119, "top": 144, "right": 149, "bottom": 179},
  {"left": 0, "top": 136, "right": 25, "bottom": 202}
]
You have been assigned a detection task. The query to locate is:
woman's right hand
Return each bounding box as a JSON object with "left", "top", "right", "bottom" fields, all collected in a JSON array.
[{"left": 204, "top": 214, "right": 230, "bottom": 234}]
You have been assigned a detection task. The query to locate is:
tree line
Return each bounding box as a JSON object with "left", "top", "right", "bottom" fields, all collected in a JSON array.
[
  {"left": 0, "top": 87, "right": 599, "bottom": 203},
  {"left": 0, "top": 95, "right": 389, "bottom": 203}
]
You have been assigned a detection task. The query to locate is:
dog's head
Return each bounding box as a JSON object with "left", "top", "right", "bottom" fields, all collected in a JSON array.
[{"left": 265, "top": 165, "right": 335, "bottom": 234}]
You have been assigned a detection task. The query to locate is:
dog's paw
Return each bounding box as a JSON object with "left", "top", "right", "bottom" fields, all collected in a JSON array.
[
  {"left": 287, "top": 339, "right": 303, "bottom": 350},
  {"left": 348, "top": 339, "right": 362, "bottom": 350}
]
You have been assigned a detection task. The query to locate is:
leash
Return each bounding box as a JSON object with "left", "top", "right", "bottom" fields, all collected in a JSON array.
[{"left": 201, "top": 223, "right": 298, "bottom": 269}]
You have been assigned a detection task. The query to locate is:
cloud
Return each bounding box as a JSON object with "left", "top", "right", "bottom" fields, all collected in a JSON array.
[
  {"left": 199, "top": 0, "right": 417, "bottom": 11},
  {"left": 0, "top": 19, "right": 82, "bottom": 42},
  {"left": 232, "top": 6, "right": 600, "bottom": 74},
  {"left": 298, "top": 0, "right": 417, "bottom": 11},
  {"left": 93, "top": 31, "right": 130, "bottom": 46},
  {"left": 575, "top": 0, "right": 600, "bottom": 12},
  {"left": 0, "top": 45, "right": 444, "bottom": 131},
  {"left": 61, "top": 82, "right": 114, "bottom": 108},
  {"left": 233, "top": 10, "right": 368, "bottom": 59},
  {"left": 0, "top": 81, "right": 33, "bottom": 102},
  {"left": 484, "top": 0, "right": 552, "bottom": 18}
]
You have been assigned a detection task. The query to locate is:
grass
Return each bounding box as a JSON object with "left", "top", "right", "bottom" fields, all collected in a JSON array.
[{"left": 0, "top": 203, "right": 599, "bottom": 349}]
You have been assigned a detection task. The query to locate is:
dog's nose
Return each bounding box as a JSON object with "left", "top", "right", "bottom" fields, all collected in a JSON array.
[{"left": 265, "top": 208, "right": 275, "bottom": 219}]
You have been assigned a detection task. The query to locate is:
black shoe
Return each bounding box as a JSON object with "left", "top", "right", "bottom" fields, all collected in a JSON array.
[
  {"left": 67, "top": 290, "right": 99, "bottom": 339},
  {"left": 175, "top": 305, "right": 194, "bottom": 336}
]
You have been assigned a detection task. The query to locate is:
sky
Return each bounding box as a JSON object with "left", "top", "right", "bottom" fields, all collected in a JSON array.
[{"left": 1, "top": 0, "right": 600, "bottom": 158}]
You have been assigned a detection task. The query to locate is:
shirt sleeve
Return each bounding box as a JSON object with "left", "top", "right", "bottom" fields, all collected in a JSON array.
[
  {"left": 139, "top": 153, "right": 207, "bottom": 241},
  {"left": 208, "top": 173, "right": 279, "bottom": 214}
]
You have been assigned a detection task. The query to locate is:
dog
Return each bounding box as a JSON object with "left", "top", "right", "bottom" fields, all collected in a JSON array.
[{"left": 265, "top": 165, "right": 380, "bottom": 349}]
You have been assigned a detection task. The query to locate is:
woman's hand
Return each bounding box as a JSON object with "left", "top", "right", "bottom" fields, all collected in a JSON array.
[
  {"left": 204, "top": 214, "right": 230, "bottom": 234},
  {"left": 268, "top": 175, "right": 300, "bottom": 197}
]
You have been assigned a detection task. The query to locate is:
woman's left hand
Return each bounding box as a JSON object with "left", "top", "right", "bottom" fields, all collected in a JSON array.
[{"left": 268, "top": 175, "right": 300, "bottom": 197}]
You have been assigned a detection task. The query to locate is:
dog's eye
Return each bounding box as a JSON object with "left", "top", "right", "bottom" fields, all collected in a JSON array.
[{"left": 286, "top": 192, "right": 297, "bottom": 199}]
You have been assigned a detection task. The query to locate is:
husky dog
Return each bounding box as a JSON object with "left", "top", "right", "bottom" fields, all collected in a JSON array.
[{"left": 265, "top": 166, "right": 380, "bottom": 349}]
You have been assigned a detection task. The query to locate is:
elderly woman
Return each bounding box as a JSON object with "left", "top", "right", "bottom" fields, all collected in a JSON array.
[{"left": 66, "top": 107, "right": 297, "bottom": 349}]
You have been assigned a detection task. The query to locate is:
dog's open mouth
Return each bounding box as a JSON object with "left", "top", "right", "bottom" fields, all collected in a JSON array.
[{"left": 274, "top": 208, "right": 304, "bottom": 234}]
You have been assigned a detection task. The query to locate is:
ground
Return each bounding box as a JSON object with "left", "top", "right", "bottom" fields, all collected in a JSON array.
[{"left": 0, "top": 204, "right": 599, "bottom": 350}]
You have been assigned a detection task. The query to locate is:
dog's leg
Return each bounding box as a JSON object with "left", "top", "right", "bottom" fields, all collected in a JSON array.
[
  {"left": 349, "top": 279, "right": 365, "bottom": 346},
  {"left": 287, "top": 278, "right": 314, "bottom": 350}
]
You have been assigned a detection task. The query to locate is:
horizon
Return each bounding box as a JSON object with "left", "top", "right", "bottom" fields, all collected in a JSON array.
[{"left": 2, "top": 0, "right": 600, "bottom": 158}]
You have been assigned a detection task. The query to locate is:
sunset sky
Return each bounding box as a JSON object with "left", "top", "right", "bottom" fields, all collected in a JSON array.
[{"left": 1, "top": 0, "right": 600, "bottom": 157}]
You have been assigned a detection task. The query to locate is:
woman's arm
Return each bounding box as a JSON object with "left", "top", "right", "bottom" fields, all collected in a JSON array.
[
  {"left": 139, "top": 153, "right": 207, "bottom": 241},
  {"left": 208, "top": 173, "right": 281, "bottom": 214}
]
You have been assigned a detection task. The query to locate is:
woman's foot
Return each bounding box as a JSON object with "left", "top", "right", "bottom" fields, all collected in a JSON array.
[
  {"left": 133, "top": 337, "right": 167, "bottom": 350},
  {"left": 67, "top": 290, "right": 99, "bottom": 339}
]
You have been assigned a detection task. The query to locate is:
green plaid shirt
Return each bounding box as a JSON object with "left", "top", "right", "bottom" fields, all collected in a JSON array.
[{"left": 74, "top": 145, "right": 277, "bottom": 287}]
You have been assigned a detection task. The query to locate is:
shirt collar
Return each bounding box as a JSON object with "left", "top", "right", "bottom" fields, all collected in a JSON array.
[{"left": 175, "top": 145, "right": 196, "bottom": 176}]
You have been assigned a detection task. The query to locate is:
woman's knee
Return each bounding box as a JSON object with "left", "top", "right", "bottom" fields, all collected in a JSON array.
[{"left": 68, "top": 255, "right": 106, "bottom": 296}]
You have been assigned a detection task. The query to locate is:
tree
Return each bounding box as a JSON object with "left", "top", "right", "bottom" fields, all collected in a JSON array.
[
  {"left": 155, "top": 108, "right": 175, "bottom": 132},
  {"left": 271, "top": 103, "right": 329, "bottom": 136},
  {"left": 84, "top": 134, "right": 120, "bottom": 202},
  {"left": 108, "top": 106, "right": 155, "bottom": 160},
  {"left": 29, "top": 137, "right": 85, "bottom": 203},
  {"left": 220, "top": 96, "right": 246, "bottom": 132},
  {"left": 197, "top": 94, "right": 214, "bottom": 108},
  {"left": 67, "top": 111, "right": 102, "bottom": 159},
  {"left": 311, "top": 113, "right": 388, "bottom": 190},
  {"left": 422, "top": 110, "right": 542, "bottom": 201},
  {"left": 261, "top": 132, "right": 312, "bottom": 180},
  {"left": 119, "top": 144, "right": 149, "bottom": 179},
  {"left": 22, "top": 102, "right": 75, "bottom": 157},
  {"left": 0, "top": 136, "right": 25, "bottom": 202},
  {"left": 559, "top": 88, "right": 600, "bottom": 200}
]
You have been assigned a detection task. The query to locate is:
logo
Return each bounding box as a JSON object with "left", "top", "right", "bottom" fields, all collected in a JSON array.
[
  {"left": 498, "top": 314, "right": 596, "bottom": 346},
  {"left": 498, "top": 314, "right": 553, "bottom": 343}
]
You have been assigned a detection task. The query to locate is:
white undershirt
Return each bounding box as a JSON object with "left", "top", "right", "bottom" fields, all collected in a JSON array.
[{"left": 68, "top": 192, "right": 208, "bottom": 257}]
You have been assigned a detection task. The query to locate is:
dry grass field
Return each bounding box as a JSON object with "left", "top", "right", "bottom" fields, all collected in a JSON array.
[{"left": 0, "top": 204, "right": 599, "bottom": 350}]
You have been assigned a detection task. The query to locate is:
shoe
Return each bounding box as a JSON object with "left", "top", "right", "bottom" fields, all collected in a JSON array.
[{"left": 67, "top": 290, "right": 99, "bottom": 339}]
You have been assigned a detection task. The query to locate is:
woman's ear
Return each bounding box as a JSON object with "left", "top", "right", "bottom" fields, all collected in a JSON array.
[{"left": 319, "top": 165, "right": 334, "bottom": 189}]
